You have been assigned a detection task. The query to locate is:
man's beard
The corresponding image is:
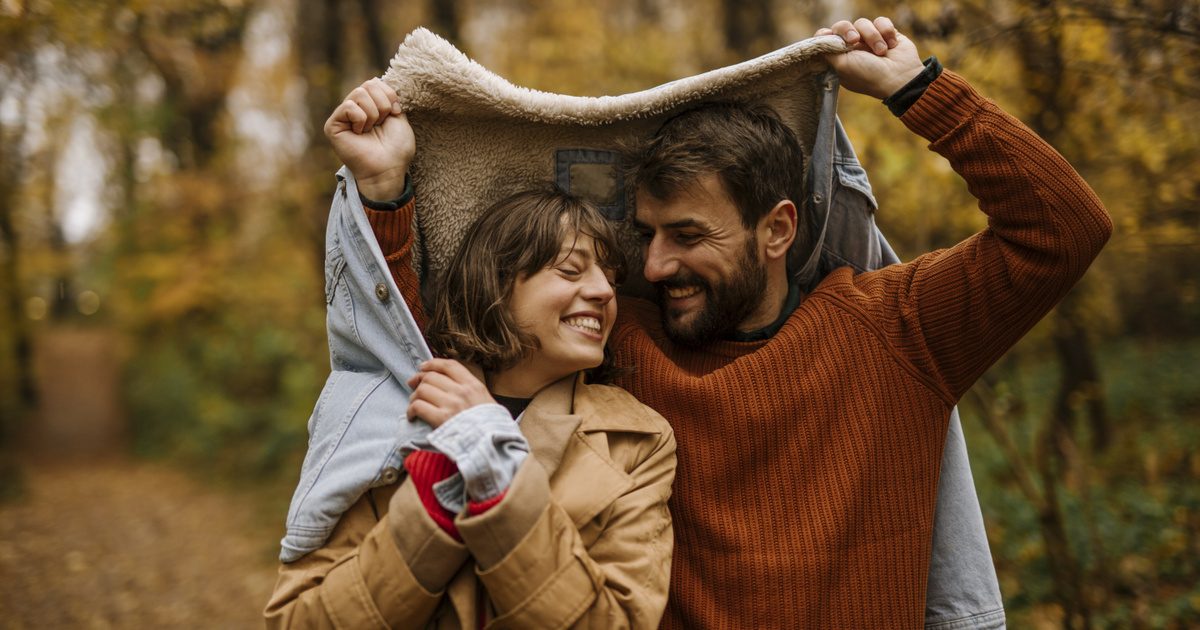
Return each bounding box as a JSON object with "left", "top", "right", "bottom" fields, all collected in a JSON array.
[{"left": 655, "top": 237, "right": 767, "bottom": 346}]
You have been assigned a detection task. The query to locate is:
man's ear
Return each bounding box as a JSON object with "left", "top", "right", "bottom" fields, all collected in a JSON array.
[{"left": 761, "top": 199, "right": 798, "bottom": 261}]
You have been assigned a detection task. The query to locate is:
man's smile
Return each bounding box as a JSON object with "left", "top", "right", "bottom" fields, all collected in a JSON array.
[{"left": 664, "top": 285, "right": 702, "bottom": 299}]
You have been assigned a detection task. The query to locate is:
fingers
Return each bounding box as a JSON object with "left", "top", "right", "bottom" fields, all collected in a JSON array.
[
  {"left": 818, "top": 17, "right": 900, "bottom": 56},
  {"left": 405, "top": 359, "right": 491, "bottom": 424},
  {"left": 407, "top": 399, "right": 446, "bottom": 425},
  {"left": 363, "top": 78, "right": 400, "bottom": 118},
  {"left": 853, "top": 17, "right": 888, "bottom": 55},
  {"left": 873, "top": 16, "right": 899, "bottom": 48},
  {"left": 323, "top": 99, "right": 367, "bottom": 139},
  {"left": 826, "top": 20, "right": 858, "bottom": 45},
  {"left": 347, "top": 86, "right": 380, "bottom": 133},
  {"left": 332, "top": 78, "right": 402, "bottom": 135},
  {"left": 406, "top": 375, "right": 459, "bottom": 424}
]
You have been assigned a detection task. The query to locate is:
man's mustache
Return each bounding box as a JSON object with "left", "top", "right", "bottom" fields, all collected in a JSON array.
[{"left": 654, "top": 273, "right": 709, "bottom": 292}]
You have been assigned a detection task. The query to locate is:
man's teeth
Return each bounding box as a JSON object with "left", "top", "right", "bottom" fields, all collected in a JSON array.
[
  {"left": 666, "top": 286, "right": 701, "bottom": 299},
  {"left": 564, "top": 316, "right": 601, "bottom": 333}
]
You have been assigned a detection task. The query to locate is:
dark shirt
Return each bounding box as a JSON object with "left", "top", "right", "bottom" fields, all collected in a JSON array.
[{"left": 492, "top": 394, "right": 532, "bottom": 419}]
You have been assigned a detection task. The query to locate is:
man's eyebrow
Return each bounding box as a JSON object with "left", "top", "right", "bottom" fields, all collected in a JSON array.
[{"left": 631, "top": 218, "right": 709, "bottom": 231}]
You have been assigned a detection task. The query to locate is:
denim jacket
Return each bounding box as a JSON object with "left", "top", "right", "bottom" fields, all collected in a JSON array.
[{"left": 280, "top": 71, "right": 1004, "bottom": 629}]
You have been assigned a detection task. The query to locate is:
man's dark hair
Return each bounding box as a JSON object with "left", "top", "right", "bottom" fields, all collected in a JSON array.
[{"left": 625, "top": 102, "right": 810, "bottom": 249}]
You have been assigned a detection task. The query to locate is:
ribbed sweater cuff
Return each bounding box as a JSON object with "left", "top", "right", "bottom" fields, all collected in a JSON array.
[
  {"left": 404, "top": 450, "right": 462, "bottom": 541},
  {"left": 467, "top": 490, "right": 506, "bottom": 516},
  {"left": 899, "top": 69, "right": 987, "bottom": 143},
  {"left": 364, "top": 198, "right": 416, "bottom": 260}
]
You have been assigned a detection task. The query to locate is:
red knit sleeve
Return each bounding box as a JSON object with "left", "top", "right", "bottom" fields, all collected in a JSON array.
[
  {"left": 466, "top": 491, "right": 507, "bottom": 516},
  {"left": 365, "top": 199, "right": 427, "bottom": 330},
  {"left": 403, "top": 450, "right": 461, "bottom": 541}
]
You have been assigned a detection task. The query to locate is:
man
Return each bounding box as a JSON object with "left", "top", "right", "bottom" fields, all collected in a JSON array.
[
  {"left": 605, "top": 18, "right": 1109, "bottom": 627},
  {"left": 355, "top": 17, "right": 1110, "bottom": 628}
]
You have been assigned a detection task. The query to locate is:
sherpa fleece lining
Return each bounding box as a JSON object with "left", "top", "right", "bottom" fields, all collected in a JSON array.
[{"left": 381, "top": 28, "right": 847, "bottom": 286}]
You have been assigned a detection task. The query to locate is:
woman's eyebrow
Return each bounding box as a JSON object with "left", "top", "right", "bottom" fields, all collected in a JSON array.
[{"left": 557, "top": 245, "right": 592, "bottom": 263}]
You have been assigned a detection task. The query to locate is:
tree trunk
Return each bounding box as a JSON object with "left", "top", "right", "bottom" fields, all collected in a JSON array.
[
  {"left": 428, "top": 0, "right": 461, "bottom": 48},
  {"left": 357, "top": 0, "right": 393, "bottom": 66},
  {"left": 0, "top": 87, "right": 37, "bottom": 414},
  {"left": 721, "top": 0, "right": 777, "bottom": 58}
]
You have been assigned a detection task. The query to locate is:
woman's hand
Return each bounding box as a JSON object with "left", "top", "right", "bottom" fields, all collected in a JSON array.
[
  {"left": 406, "top": 359, "right": 496, "bottom": 428},
  {"left": 323, "top": 77, "right": 414, "bottom": 201},
  {"left": 816, "top": 17, "right": 924, "bottom": 100}
]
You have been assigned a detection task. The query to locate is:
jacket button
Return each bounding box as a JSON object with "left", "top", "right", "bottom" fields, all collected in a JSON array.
[
  {"left": 813, "top": 193, "right": 823, "bottom": 204},
  {"left": 375, "top": 283, "right": 389, "bottom": 302},
  {"left": 381, "top": 467, "right": 400, "bottom": 484}
]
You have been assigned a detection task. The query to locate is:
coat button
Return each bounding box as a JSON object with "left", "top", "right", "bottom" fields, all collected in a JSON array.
[
  {"left": 375, "top": 283, "right": 389, "bottom": 302},
  {"left": 381, "top": 467, "right": 400, "bottom": 484},
  {"left": 813, "top": 193, "right": 823, "bottom": 204}
]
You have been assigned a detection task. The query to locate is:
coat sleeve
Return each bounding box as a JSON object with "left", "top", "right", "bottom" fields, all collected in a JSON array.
[
  {"left": 455, "top": 427, "right": 676, "bottom": 630},
  {"left": 845, "top": 69, "right": 1112, "bottom": 402},
  {"left": 263, "top": 480, "right": 469, "bottom": 629}
]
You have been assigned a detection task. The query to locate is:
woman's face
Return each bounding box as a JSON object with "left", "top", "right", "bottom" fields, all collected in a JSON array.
[{"left": 507, "top": 231, "right": 617, "bottom": 382}]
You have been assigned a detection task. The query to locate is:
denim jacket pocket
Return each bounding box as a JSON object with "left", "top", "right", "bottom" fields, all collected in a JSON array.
[
  {"left": 819, "top": 172, "right": 884, "bottom": 276},
  {"left": 833, "top": 153, "right": 879, "bottom": 211},
  {"left": 324, "top": 240, "right": 368, "bottom": 370}
]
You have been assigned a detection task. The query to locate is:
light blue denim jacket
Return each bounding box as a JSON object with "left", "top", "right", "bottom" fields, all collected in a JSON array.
[
  {"left": 280, "top": 168, "right": 533, "bottom": 565},
  {"left": 280, "top": 71, "right": 1004, "bottom": 629}
]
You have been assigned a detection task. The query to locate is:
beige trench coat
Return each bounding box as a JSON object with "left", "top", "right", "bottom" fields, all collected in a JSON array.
[{"left": 264, "top": 375, "right": 676, "bottom": 629}]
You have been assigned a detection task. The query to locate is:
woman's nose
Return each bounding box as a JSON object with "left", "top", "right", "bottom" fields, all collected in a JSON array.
[{"left": 581, "top": 267, "right": 615, "bottom": 302}]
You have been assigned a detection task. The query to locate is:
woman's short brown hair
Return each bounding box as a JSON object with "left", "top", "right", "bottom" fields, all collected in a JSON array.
[{"left": 425, "top": 186, "right": 628, "bottom": 379}]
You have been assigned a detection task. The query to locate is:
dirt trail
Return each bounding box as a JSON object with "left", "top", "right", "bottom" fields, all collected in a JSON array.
[{"left": 0, "top": 457, "right": 281, "bottom": 629}]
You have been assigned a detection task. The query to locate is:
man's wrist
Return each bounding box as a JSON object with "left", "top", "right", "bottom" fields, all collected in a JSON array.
[
  {"left": 359, "top": 174, "right": 413, "bottom": 211},
  {"left": 884, "top": 56, "right": 944, "bottom": 116},
  {"left": 356, "top": 164, "right": 410, "bottom": 201}
]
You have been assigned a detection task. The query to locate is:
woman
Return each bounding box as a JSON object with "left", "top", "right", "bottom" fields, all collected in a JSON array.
[{"left": 265, "top": 79, "right": 676, "bottom": 629}]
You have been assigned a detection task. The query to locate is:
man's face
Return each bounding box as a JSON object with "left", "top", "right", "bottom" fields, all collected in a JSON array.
[{"left": 634, "top": 174, "right": 768, "bottom": 346}]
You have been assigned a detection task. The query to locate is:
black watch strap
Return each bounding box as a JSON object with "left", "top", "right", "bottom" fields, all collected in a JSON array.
[
  {"left": 883, "top": 56, "right": 944, "bottom": 117},
  {"left": 358, "top": 175, "right": 413, "bottom": 211}
]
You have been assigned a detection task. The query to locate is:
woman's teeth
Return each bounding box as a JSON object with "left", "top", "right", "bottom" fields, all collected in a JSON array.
[{"left": 564, "top": 316, "right": 601, "bottom": 333}]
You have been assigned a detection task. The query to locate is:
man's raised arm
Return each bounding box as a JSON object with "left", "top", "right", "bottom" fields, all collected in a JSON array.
[{"left": 821, "top": 18, "right": 1112, "bottom": 402}]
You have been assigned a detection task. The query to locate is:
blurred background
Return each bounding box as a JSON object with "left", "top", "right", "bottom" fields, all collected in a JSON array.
[{"left": 0, "top": 0, "right": 1196, "bottom": 627}]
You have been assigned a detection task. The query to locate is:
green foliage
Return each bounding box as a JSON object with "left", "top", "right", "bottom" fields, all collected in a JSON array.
[
  {"left": 124, "top": 314, "right": 320, "bottom": 477},
  {"left": 962, "top": 339, "right": 1200, "bottom": 627}
]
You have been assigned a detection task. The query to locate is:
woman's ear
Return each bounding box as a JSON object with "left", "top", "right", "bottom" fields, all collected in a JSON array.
[{"left": 761, "top": 199, "right": 798, "bottom": 261}]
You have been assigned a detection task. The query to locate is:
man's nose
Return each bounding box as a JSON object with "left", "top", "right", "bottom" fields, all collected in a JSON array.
[{"left": 642, "top": 237, "right": 678, "bottom": 283}]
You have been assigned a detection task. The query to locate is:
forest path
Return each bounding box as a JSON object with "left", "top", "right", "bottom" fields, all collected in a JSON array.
[{"left": 0, "top": 456, "right": 281, "bottom": 629}]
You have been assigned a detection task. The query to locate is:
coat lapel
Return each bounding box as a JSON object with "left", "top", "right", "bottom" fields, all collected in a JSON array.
[
  {"left": 520, "top": 375, "right": 581, "bottom": 479},
  {"left": 522, "top": 375, "right": 635, "bottom": 528}
]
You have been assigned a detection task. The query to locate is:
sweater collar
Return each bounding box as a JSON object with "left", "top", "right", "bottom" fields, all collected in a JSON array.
[{"left": 725, "top": 280, "right": 803, "bottom": 342}]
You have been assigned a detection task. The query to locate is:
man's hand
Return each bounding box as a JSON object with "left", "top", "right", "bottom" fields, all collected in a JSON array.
[
  {"left": 323, "top": 78, "right": 414, "bottom": 201},
  {"left": 817, "top": 17, "right": 924, "bottom": 100},
  {"left": 406, "top": 359, "right": 497, "bottom": 428}
]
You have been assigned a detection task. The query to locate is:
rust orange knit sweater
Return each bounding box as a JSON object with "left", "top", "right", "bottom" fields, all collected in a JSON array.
[{"left": 368, "top": 71, "right": 1111, "bottom": 628}]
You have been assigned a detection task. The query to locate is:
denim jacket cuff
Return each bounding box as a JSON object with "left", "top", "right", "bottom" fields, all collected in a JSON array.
[{"left": 428, "top": 404, "right": 530, "bottom": 503}]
